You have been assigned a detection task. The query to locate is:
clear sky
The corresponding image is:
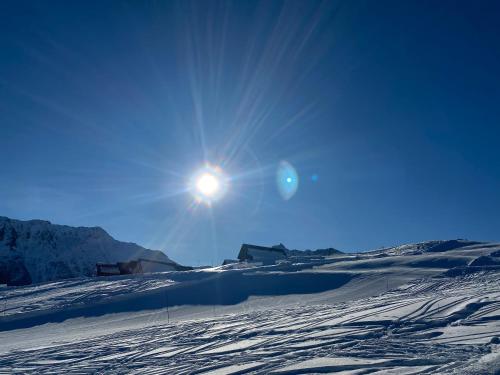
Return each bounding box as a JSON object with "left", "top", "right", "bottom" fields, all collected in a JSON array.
[{"left": 1, "top": 0, "right": 499, "bottom": 265}]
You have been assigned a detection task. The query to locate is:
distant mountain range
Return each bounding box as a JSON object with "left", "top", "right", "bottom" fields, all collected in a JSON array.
[{"left": 0, "top": 216, "right": 181, "bottom": 286}]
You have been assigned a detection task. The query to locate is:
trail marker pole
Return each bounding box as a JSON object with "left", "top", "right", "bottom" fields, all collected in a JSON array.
[{"left": 165, "top": 289, "right": 170, "bottom": 324}]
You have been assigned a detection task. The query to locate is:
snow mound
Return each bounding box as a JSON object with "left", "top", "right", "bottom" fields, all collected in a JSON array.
[{"left": 469, "top": 256, "right": 500, "bottom": 267}]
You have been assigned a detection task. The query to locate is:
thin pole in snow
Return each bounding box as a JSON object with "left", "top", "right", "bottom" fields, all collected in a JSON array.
[{"left": 165, "top": 289, "right": 170, "bottom": 324}]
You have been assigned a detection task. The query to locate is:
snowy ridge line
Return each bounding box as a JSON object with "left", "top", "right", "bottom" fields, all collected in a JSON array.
[{"left": 0, "top": 271, "right": 498, "bottom": 374}]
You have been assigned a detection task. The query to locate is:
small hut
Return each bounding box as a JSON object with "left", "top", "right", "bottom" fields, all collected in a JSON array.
[{"left": 237, "top": 244, "right": 287, "bottom": 265}]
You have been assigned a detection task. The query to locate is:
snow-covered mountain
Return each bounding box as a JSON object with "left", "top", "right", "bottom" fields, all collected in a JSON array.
[{"left": 0, "top": 216, "right": 178, "bottom": 286}]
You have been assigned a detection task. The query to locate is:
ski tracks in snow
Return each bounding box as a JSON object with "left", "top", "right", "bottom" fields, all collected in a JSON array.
[{"left": 0, "top": 271, "right": 499, "bottom": 374}]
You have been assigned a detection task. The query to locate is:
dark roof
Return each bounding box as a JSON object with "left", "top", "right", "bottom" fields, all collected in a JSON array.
[{"left": 240, "top": 244, "right": 287, "bottom": 254}]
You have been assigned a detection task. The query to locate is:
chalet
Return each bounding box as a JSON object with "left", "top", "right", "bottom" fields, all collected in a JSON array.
[
  {"left": 96, "top": 260, "right": 143, "bottom": 276},
  {"left": 237, "top": 243, "right": 287, "bottom": 265},
  {"left": 96, "top": 258, "right": 191, "bottom": 277},
  {"left": 96, "top": 263, "right": 121, "bottom": 276}
]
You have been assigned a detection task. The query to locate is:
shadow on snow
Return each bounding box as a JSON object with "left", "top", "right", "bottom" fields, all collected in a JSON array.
[{"left": 0, "top": 271, "right": 352, "bottom": 331}]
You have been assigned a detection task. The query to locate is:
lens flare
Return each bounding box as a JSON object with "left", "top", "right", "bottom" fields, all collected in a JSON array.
[{"left": 277, "top": 160, "right": 299, "bottom": 200}]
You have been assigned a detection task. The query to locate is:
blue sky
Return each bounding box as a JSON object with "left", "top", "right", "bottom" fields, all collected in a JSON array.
[{"left": 1, "top": 0, "right": 499, "bottom": 265}]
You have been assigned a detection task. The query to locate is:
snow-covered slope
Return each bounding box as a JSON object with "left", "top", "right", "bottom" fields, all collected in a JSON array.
[
  {"left": 4, "top": 271, "right": 496, "bottom": 374},
  {"left": 0, "top": 240, "right": 499, "bottom": 373},
  {"left": 364, "top": 239, "right": 482, "bottom": 257},
  {"left": 0, "top": 216, "right": 176, "bottom": 285}
]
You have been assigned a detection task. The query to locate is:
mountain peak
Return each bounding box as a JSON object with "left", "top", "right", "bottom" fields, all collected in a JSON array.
[{"left": 0, "top": 216, "right": 178, "bottom": 286}]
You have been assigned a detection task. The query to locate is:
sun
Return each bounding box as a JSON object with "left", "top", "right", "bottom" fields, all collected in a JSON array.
[
  {"left": 190, "top": 164, "right": 229, "bottom": 204},
  {"left": 196, "top": 173, "right": 220, "bottom": 197}
]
